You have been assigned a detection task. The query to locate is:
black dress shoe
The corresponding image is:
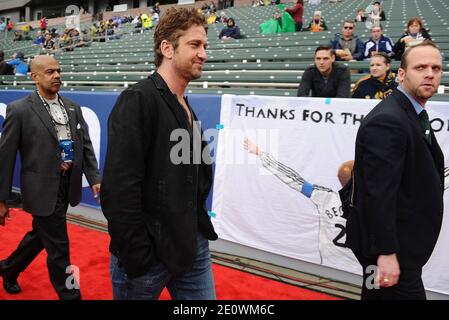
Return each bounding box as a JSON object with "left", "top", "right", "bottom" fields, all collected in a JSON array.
[
  {"left": 2, "top": 278, "right": 21, "bottom": 294},
  {"left": 0, "top": 261, "right": 21, "bottom": 294}
]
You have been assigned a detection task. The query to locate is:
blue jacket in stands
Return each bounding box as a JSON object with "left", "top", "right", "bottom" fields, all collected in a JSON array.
[
  {"left": 329, "top": 33, "right": 364, "bottom": 61},
  {"left": 363, "top": 35, "right": 394, "bottom": 59}
]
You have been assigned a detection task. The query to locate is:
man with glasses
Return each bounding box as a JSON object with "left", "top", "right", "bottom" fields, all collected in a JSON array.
[
  {"left": 330, "top": 20, "right": 364, "bottom": 61},
  {"left": 363, "top": 24, "right": 394, "bottom": 60}
]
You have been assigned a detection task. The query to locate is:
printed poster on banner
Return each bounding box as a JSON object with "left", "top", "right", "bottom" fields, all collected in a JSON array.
[{"left": 212, "top": 94, "right": 449, "bottom": 295}]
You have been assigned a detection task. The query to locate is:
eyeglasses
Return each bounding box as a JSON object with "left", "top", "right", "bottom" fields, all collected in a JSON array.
[{"left": 344, "top": 26, "right": 354, "bottom": 30}]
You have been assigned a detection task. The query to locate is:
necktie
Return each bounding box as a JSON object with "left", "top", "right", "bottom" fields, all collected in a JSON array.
[{"left": 419, "top": 109, "right": 432, "bottom": 145}]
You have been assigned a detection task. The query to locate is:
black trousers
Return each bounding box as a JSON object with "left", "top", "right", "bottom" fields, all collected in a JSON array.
[
  {"left": 355, "top": 253, "right": 426, "bottom": 300},
  {"left": 1, "top": 175, "right": 80, "bottom": 300}
]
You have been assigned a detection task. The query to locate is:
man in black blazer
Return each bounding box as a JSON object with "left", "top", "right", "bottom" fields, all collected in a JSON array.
[
  {"left": 101, "top": 7, "right": 218, "bottom": 300},
  {"left": 0, "top": 55, "right": 101, "bottom": 300},
  {"left": 346, "top": 41, "right": 444, "bottom": 300}
]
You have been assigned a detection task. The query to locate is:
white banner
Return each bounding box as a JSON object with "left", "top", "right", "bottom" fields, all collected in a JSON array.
[{"left": 212, "top": 94, "right": 449, "bottom": 295}]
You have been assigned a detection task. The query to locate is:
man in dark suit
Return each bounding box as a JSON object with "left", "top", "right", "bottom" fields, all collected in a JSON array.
[
  {"left": 101, "top": 7, "right": 218, "bottom": 300},
  {"left": 346, "top": 40, "right": 444, "bottom": 300},
  {"left": 0, "top": 55, "right": 101, "bottom": 300}
]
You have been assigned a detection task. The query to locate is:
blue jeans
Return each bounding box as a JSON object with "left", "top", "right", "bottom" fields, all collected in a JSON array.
[{"left": 109, "top": 232, "right": 216, "bottom": 300}]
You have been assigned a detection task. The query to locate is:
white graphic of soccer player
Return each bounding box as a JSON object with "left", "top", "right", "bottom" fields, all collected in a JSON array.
[
  {"left": 244, "top": 138, "right": 361, "bottom": 274},
  {"left": 245, "top": 138, "right": 449, "bottom": 274}
]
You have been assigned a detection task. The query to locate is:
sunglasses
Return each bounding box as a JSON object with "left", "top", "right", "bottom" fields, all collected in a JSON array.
[{"left": 344, "top": 26, "right": 354, "bottom": 30}]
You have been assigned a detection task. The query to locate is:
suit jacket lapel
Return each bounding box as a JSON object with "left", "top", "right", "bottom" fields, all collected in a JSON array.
[
  {"left": 430, "top": 129, "right": 445, "bottom": 185},
  {"left": 149, "top": 72, "right": 191, "bottom": 132},
  {"left": 60, "top": 96, "right": 77, "bottom": 139},
  {"left": 394, "top": 90, "right": 444, "bottom": 179},
  {"left": 29, "top": 91, "right": 59, "bottom": 141}
]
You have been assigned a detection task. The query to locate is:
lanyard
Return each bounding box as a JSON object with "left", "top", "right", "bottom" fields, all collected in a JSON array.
[{"left": 36, "top": 90, "right": 72, "bottom": 140}]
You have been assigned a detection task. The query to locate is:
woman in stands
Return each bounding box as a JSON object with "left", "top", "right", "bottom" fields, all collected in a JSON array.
[
  {"left": 218, "top": 18, "right": 241, "bottom": 39},
  {"left": 352, "top": 52, "right": 398, "bottom": 99},
  {"left": 392, "top": 17, "right": 431, "bottom": 60}
]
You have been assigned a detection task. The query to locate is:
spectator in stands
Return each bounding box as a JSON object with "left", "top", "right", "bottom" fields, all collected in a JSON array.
[
  {"left": 330, "top": 20, "right": 364, "bottom": 61},
  {"left": 33, "top": 30, "right": 45, "bottom": 46},
  {"left": 151, "top": 8, "right": 159, "bottom": 22},
  {"left": 42, "top": 32, "right": 57, "bottom": 54},
  {"left": 305, "top": 10, "right": 328, "bottom": 32},
  {"left": 284, "top": 0, "right": 304, "bottom": 32},
  {"left": 7, "top": 52, "right": 29, "bottom": 76},
  {"left": 40, "top": 16, "right": 47, "bottom": 31},
  {"left": 363, "top": 24, "right": 394, "bottom": 59},
  {"left": 6, "top": 18, "right": 13, "bottom": 32},
  {"left": 153, "top": 2, "right": 161, "bottom": 15},
  {"left": 219, "top": 18, "right": 241, "bottom": 39},
  {"left": 207, "top": 10, "right": 218, "bottom": 24},
  {"left": 101, "top": 6, "right": 217, "bottom": 301},
  {"left": 352, "top": 52, "right": 398, "bottom": 99},
  {"left": 367, "top": 1, "right": 386, "bottom": 22},
  {"left": 13, "top": 31, "right": 23, "bottom": 42},
  {"left": 79, "top": 29, "right": 91, "bottom": 47},
  {"left": 219, "top": 11, "right": 228, "bottom": 24},
  {"left": 0, "top": 50, "right": 14, "bottom": 76},
  {"left": 0, "top": 19, "right": 6, "bottom": 32},
  {"left": 297, "top": 45, "right": 351, "bottom": 98},
  {"left": 60, "top": 29, "right": 73, "bottom": 51},
  {"left": 141, "top": 13, "right": 153, "bottom": 31},
  {"left": 354, "top": 8, "right": 367, "bottom": 22},
  {"left": 392, "top": 17, "right": 431, "bottom": 61}
]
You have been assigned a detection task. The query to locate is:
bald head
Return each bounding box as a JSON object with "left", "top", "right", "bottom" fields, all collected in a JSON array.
[
  {"left": 30, "top": 55, "right": 62, "bottom": 99},
  {"left": 30, "top": 55, "right": 59, "bottom": 73},
  {"left": 338, "top": 160, "right": 354, "bottom": 187}
]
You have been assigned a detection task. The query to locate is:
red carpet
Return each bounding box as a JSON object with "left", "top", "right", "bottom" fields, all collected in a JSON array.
[{"left": 0, "top": 209, "right": 339, "bottom": 300}]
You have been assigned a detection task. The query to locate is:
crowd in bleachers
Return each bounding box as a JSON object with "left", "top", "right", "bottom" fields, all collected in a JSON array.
[{"left": 0, "top": 0, "right": 447, "bottom": 99}]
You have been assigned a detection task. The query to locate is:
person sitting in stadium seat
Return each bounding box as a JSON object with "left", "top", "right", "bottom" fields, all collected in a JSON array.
[
  {"left": 218, "top": 18, "right": 241, "bottom": 39},
  {"left": 354, "top": 8, "right": 367, "bottom": 22},
  {"left": 33, "top": 30, "right": 45, "bottom": 46},
  {"left": 363, "top": 24, "right": 394, "bottom": 59},
  {"left": 13, "top": 31, "right": 22, "bottom": 42},
  {"left": 219, "top": 11, "right": 228, "bottom": 24},
  {"left": 367, "top": 1, "right": 386, "bottom": 23},
  {"left": 352, "top": 52, "right": 398, "bottom": 99},
  {"left": 0, "top": 50, "right": 14, "bottom": 76},
  {"left": 330, "top": 20, "right": 364, "bottom": 61},
  {"left": 207, "top": 10, "right": 218, "bottom": 24},
  {"left": 297, "top": 45, "right": 351, "bottom": 98},
  {"left": 305, "top": 10, "right": 328, "bottom": 32},
  {"left": 60, "top": 29, "right": 74, "bottom": 52},
  {"left": 153, "top": 2, "right": 161, "bottom": 14},
  {"left": 42, "top": 32, "right": 57, "bottom": 54},
  {"left": 7, "top": 52, "right": 29, "bottom": 76},
  {"left": 392, "top": 17, "right": 431, "bottom": 61}
]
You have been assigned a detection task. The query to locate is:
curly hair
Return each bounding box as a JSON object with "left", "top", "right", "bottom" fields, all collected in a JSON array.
[{"left": 153, "top": 7, "right": 207, "bottom": 67}]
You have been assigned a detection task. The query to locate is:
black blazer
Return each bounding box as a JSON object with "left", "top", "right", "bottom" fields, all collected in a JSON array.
[
  {"left": 101, "top": 72, "right": 218, "bottom": 278},
  {"left": 0, "top": 91, "right": 101, "bottom": 216},
  {"left": 346, "top": 89, "right": 444, "bottom": 269}
]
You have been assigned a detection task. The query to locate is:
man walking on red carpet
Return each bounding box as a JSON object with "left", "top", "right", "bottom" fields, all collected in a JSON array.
[
  {"left": 101, "top": 7, "right": 218, "bottom": 300},
  {"left": 0, "top": 55, "right": 101, "bottom": 300}
]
